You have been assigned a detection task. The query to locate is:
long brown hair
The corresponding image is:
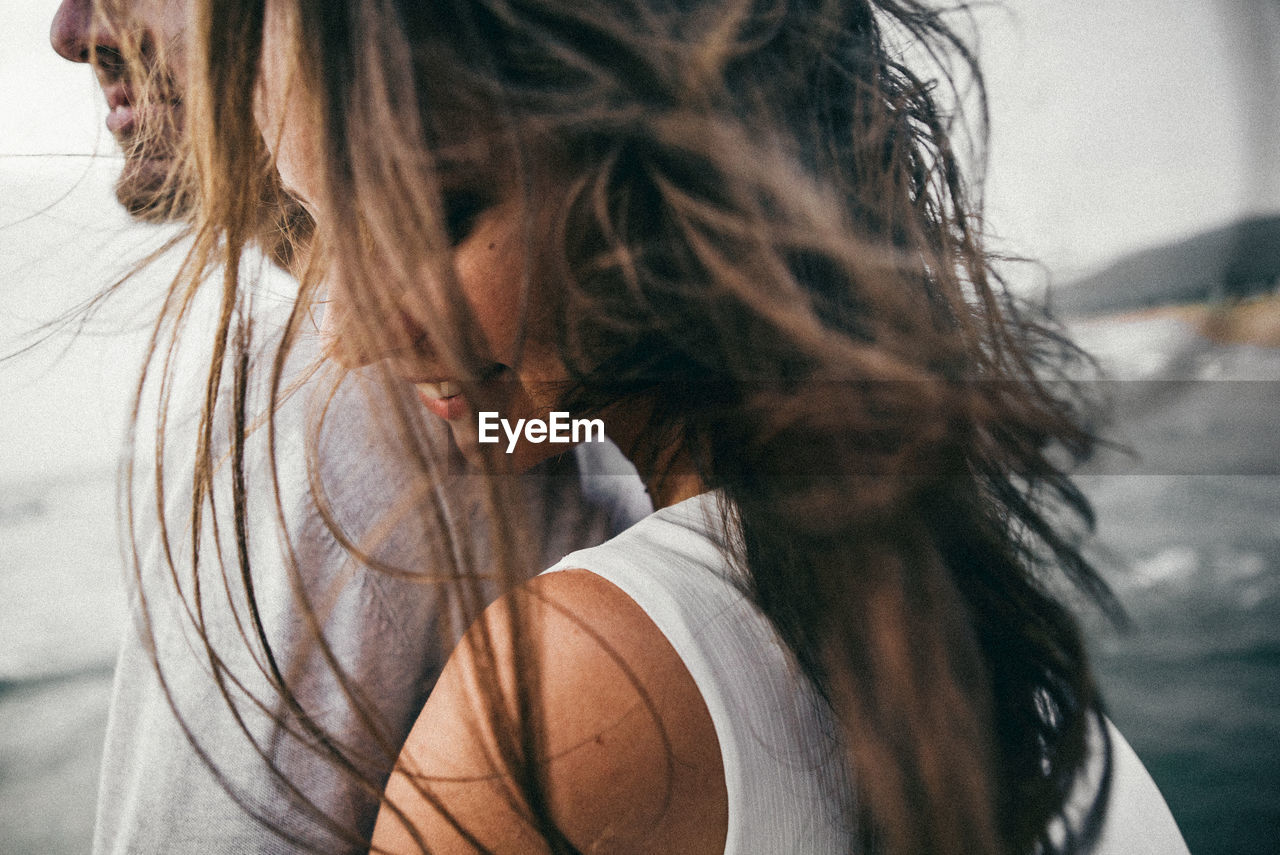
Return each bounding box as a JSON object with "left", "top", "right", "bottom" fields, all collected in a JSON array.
[{"left": 125, "top": 0, "right": 1116, "bottom": 852}]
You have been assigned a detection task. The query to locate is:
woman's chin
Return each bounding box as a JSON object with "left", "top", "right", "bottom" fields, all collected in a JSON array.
[{"left": 446, "top": 413, "right": 581, "bottom": 474}]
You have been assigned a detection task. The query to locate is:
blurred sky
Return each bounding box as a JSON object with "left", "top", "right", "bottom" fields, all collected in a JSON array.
[
  {"left": 6, "top": 0, "right": 1279, "bottom": 268},
  {"left": 979, "top": 0, "right": 1280, "bottom": 279},
  {"left": 2, "top": 0, "right": 166, "bottom": 484},
  {"left": 2, "top": 0, "right": 1280, "bottom": 482}
]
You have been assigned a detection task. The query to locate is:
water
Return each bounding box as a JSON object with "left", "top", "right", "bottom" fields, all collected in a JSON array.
[
  {"left": 1084, "top": 475, "right": 1280, "bottom": 855},
  {"left": 1071, "top": 314, "right": 1280, "bottom": 854}
]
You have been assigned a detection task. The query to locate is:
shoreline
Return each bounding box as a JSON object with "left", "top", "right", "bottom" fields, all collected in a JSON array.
[{"left": 1072, "top": 293, "right": 1280, "bottom": 348}]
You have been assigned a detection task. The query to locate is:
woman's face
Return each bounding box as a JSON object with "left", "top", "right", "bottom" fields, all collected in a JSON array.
[{"left": 256, "top": 2, "right": 574, "bottom": 470}]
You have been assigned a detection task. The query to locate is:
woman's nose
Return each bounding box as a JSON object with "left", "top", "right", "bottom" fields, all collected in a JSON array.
[
  {"left": 50, "top": 0, "right": 106, "bottom": 64},
  {"left": 318, "top": 288, "right": 445, "bottom": 378},
  {"left": 319, "top": 295, "right": 371, "bottom": 369},
  {"left": 317, "top": 289, "right": 397, "bottom": 371}
]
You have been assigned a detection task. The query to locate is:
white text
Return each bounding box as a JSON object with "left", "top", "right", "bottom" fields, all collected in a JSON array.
[{"left": 477, "top": 412, "right": 606, "bottom": 453}]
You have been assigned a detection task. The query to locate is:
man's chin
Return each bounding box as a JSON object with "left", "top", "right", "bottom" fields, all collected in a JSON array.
[{"left": 115, "top": 153, "right": 193, "bottom": 223}]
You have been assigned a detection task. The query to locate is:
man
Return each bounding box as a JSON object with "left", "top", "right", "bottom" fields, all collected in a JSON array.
[
  {"left": 51, "top": 0, "right": 308, "bottom": 266},
  {"left": 50, "top": 1, "right": 650, "bottom": 851},
  {"left": 52, "top": 0, "right": 191, "bottom": 221}
]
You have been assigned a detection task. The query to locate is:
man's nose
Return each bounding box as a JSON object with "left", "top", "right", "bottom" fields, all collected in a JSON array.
[{"left": 50, "top": 0, "right": 111, "bottom": 64}]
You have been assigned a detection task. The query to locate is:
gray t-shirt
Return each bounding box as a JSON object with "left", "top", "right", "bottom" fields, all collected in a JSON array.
[{"left": 92, "top": 349, "right": 650, "bottom": 853}]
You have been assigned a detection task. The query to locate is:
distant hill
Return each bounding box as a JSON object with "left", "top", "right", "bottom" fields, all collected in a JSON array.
[{"left": 1053, "top": 213, "right": 1280, "bottom": 317}]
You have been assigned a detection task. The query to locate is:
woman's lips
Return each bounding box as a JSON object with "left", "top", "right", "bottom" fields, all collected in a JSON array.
[
  {"left": 411, "top": 365, "right": 512, "bottom": 422},
  {"left": 416, "top": 381, "right": 467, "bottom": 421}
]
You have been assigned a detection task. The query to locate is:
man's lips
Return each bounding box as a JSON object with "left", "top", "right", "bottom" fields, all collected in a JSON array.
[
  {"left": 100, "top": 79, "right": 180, "bottom": 137},
  {"left": 106, "top": 103, "right": 135, "bottom": 135},
  {"left": 102, "top": 81, "right": 134, "bottom": 134}
]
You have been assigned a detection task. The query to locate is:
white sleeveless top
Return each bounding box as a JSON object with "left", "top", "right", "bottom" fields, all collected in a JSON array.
[
  {"left": 544, "top": 492, "right": 857, "bottom": 853},
  {"left": 543, "top": 492, "right": 1189, "bottom": 855}
]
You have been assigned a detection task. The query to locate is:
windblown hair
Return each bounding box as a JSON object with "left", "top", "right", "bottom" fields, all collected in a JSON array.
[{"left": 127, "top": 0, "right": 1115, "bottom": 852}]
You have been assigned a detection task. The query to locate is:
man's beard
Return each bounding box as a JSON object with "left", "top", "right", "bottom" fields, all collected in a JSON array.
[
  {"left": 104, "top": 43, "right": 192, "bottom": 225},
  {"left": 113, "top": 102, "right": 195, "bottom": 223},
  {"left": 108, "top": 72, "right": 315, "bottom": 269}
]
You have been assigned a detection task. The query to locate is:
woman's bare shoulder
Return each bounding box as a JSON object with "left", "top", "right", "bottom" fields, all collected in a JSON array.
[{"left": 372, "top": 568, "right": 727, "bottom": 855}]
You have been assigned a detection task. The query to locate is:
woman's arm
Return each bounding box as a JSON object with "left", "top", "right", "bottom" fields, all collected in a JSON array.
[{"left": 371, "top": 569, "right": 728, "bottom": 855}]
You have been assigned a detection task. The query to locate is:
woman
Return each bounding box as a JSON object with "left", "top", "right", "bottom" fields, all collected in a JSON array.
[{"left": 132, "top": 0, "right": 1186, "bottom": 851}]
